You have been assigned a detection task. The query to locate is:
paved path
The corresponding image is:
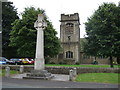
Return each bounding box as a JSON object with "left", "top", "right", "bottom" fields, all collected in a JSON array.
[
  {"left": 2, "top": 77, "right": 119, "bottom": 88},
  {"left": 10, "top": 73, "right": 69, "bottom": 81}
]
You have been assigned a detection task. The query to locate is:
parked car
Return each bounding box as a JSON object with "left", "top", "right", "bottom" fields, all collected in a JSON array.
[
  {"left": 0, "top": 57, "right": 9, "bottom": 64},
  {"left": 25, "top": 58, "right": 34, "bottom": 64},
  {"left": 21, "top": 58, "right": 29, "bottom": 65},
  {"left": 10, "top": 58, "right": 23, "bottom": 65},
  {"left": 8, "top": 59, "right": 17, "bottom": 65}
]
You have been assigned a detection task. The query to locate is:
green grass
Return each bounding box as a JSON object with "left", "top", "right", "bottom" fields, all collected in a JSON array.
[
  {"left": 0, "top": 69, "right": 19, "bottom": 76},
  {"left": 21, "top": 64, "right": 120, "bottom": 68},
  {"left": 75, "top": 73, "right": 119, "bottom": 84},
  {"left": 46, "top": 64, "right": 120, "bottom": 68}
]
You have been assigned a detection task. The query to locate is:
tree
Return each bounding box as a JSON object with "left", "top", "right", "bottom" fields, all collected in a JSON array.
[
  {"left": 44, "top": 21, "right": 61, "bottom": 57},
  {"left": 84, "top": 3, "right": 120, "bottom": 67},
  {"left": 2, "top": 2, "right": 19, "bottom": 58},
  {"left": 9, "top": 7, "right": 61, "bottom": 59}
]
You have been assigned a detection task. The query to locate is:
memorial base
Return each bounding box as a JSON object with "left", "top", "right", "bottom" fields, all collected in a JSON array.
[{"left": 23, "top": 70, "right": 54, "bottom": 80}]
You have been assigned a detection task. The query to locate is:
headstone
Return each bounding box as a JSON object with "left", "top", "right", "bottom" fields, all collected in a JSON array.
[{"left": 5, "top": 66, "right": 10, "bottom": 78}]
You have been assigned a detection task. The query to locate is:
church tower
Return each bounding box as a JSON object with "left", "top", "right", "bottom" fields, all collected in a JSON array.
[{"left": 60, "top": 13, "right": 80, "bottom": 64}]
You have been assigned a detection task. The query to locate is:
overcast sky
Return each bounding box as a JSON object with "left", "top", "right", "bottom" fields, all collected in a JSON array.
[{"left": 9, "top": 0, "right": 119, "bottom": 38}]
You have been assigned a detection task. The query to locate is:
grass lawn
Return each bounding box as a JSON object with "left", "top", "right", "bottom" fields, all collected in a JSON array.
[
  {"left": 46, "top": 64, "right": 120, "bottom": 68},
  {"left": 75, "top": 73, "right": 119, "bottom": 84},
  {"left": 0, "top": 69, "right": 19, "bottom": 77}
]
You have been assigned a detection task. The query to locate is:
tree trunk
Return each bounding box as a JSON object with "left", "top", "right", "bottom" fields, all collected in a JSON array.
[
  {"left": 109, "top": 56, "right": 114, "bottom": 68},
  {"left": 116, "top": 57, "right": 120, "bottom": 65}
]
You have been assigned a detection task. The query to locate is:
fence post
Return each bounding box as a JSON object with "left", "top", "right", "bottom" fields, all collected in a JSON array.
[
  {"left": 5, "top": 66, "right": 10, "bottom": 78},
  {"left": 69, "top": 69, "right": 74, "bottom": 81},
  {"left": 20, "top": 65, "right": 24, "bottom": 73},
  {"left": 73, "top": 67, "right": 77, "bottom": 77}
]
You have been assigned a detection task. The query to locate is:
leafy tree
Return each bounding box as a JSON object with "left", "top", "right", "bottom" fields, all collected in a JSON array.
[
  {"left": 2, "top": 2, "right": 19, "bottom": 58},
  {"left": 84, "top": 3, "right": 120, "bottom": 67},
  {"left": 9, "top": 7, "right": 61, "bottom": 59},
  {"left": 44, "top": 21, "right": 61, "bottom": 57}
]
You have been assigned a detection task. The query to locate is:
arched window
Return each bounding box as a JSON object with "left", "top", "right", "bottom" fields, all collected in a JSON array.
[
  {"left": 66, "top": 51, "right": 73, "bottom": 58},
  {"left": 66, "top": 23, "right": 74, "bottom": 27},
  {"left": 68, "top": 35, "right": 71, "bottom": 40},
  {"left": 65, "top": 23, "right": 74, "bottom": 34}
]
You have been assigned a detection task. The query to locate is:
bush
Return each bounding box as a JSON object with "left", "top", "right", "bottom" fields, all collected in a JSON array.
[
  {"left": 45, "top": 57, "right": 50, "bottom": 64},
  {"left": 75, "top": 62, "right": 80, "bottom": 65},
  {"left": 59, "top": 61, "right": 66, "bottom": 65},
  {"left": 92, "top": 60, "right": 98, "bottom": 65},
  {"left": 49, "top": 62, "right": 56, "bottom": 64}
]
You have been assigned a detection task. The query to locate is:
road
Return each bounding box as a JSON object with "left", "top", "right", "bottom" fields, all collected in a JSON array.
[{"left": 1, "top": 77, "right": 119, "bottom": 89}]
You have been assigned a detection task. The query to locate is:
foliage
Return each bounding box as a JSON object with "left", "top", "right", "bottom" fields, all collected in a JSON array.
[
  {"left": 2, "top": 2, "right": 19, "bottom": 58},
  {"left": 59, "top": 61, "right": 67, "bottom": 65},
  {"left": 75, "top": 73, "right": 119, "bottom": 84},
  {"left": 48, "top": 62, "right": 56, "bottom": 64},
  {"left": 91, "top": 60, "right": 98, "bottom": 65},
  {"left": 45, "top": 56, "right": 50, "bottom": 64},
  {"left": 75, "top": 62, "right": 80, "bottom": 65},
  {"left": 80, "top": 38, "right": 87, "bottom": 52},
  {"left": 44, "top": 21, "right": 61, "bottom": 57},
  {"left": 84, "top": 3, "right": 120, "bottom": 67},
  {"left": 9, "top": 7, "right": 61, "bottom": 58},
  {"left": 0, "top": 69, "right": 19, "bottom": 76}
]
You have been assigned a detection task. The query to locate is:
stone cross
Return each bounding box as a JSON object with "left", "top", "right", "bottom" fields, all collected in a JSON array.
[{"left": 34, "top": 14, "right": 47, "bottom": 70}]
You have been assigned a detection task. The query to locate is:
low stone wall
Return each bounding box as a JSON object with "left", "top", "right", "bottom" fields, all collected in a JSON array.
[
  {"left": 81, "top": 58, "right": 111, "bottom": 64},
  {"left": 1, "top": 65, "right": 119, "bottom": 75},
  {"left": 46, "top": 66, "right": 119, "bottom": 74},
  {"left": 1, "top": 65, "right": 34, "bottom": 72}
]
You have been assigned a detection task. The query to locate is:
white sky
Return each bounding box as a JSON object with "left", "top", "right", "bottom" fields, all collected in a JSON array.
[{"left": 9, "top": 0, "right": 119, "bottom": 38}]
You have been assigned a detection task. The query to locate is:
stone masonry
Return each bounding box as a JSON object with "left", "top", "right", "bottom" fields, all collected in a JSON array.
[{"left": 59, "top": 13, "right": 80, "bottom": 64}]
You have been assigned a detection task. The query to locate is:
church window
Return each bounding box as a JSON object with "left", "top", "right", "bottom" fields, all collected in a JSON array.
[
  {"left": 66, "top": 51, "right": 73, "bottom": 58},
  {"left": 66, "top": 23, "right": 73, "bottom": 27},
  {"left": 68, "top": 35, "right": 71, "bottom": 40},
  {"left": 65, "top": 23, "right": 74, "bottom": 34}
]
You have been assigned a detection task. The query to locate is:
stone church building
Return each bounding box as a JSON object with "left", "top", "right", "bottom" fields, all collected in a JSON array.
[
  {"left": 59, "top": 13, "right": 80, "bottom": 64},
  {"left": 50, "top": 13, "right": 116, "bottom": 65}
]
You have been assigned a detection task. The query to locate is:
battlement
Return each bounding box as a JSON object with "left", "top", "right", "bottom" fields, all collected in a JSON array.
[{"left": 61, "top": 13, "right": 79, "bottom": 21}]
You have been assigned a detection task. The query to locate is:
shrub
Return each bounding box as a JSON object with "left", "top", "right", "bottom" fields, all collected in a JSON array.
[
  {"left": 59, "top": 61, "right": 66, "bottom": 65},
  {"left": 75, "top": 62, "right": 80, "bottom": 65},
  {"left": 49, "top": 62, "right": 56, "bottom": 64},
  {"left": 91, "top": 60, "right": 98, "bottom": 65},
  {"left": 45, "top": 57, "right": 50, "bottom": 64}
]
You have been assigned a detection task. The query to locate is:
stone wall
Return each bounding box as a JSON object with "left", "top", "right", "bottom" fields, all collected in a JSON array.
[
  {"left": 81, "top": 58, "right": 117, "bottom": 64},
  {"left": 81, "top": 58, "right": 110, "bottom": 64},
  {"left": 46, "top": 66, "right": 119, "bottom": 74},
  {"left": 61, "top": 13, "right": 79, "bottom": 21},
  {"left": 60, "top": 13, "right": 80, "bottom": 64},
  {"left": 1, "top": 65, "right": 119, "bottom": 75}
]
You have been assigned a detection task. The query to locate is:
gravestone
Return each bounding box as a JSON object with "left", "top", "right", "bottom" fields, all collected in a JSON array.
[{"left": 23, "top": 14, "right": 53, "bottom": 80}]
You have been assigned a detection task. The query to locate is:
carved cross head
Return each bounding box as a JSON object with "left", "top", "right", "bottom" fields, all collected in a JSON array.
[{"left": 34, "top": 14, "right": 47, "bottom": 30}]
